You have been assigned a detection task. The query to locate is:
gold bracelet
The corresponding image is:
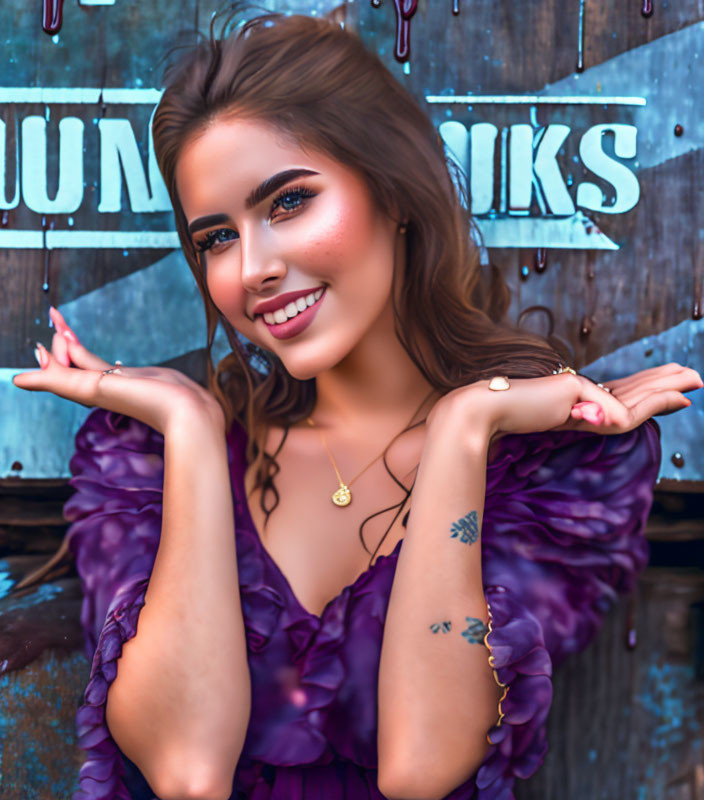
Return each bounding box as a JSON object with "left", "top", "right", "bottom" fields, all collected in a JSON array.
[{"left": 483, "top": 601, "right": 510, "bottom": 745}]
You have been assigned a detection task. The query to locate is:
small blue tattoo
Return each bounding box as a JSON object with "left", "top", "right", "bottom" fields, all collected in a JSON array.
[
  {"left": 461, "top": 617, "right": 488, "bottom": 644},
  {"left": 450, "top": 510, "right": 479, "bottom": 545},
  {"left": 429, "top": 620, "right": 452, "bottom": 634}
]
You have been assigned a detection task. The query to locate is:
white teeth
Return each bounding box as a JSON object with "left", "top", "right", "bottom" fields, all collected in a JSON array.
[{"left": 262, "top": 287, "right": 325, "bottom": 325}]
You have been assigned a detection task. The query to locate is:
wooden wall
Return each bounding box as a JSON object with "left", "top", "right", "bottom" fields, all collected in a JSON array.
[{"left": 1, "top": 1, "right": 703, "bottom": 798}]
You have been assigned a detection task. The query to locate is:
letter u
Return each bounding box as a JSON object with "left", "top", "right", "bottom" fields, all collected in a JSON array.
[{"left": 22, "top": 116, "right": 84, "bottom": 214}]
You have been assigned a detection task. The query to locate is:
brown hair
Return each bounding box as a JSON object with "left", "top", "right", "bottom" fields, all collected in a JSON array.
[
  {"left": 150, "top": 4, "right": 571, "bottom": 563},
  {"left": 16, "top": 5, "right": 570, "bottom": 592}
]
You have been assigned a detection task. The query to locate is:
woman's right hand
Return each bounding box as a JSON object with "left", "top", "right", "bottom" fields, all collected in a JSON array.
[{"left": 12, "top": 306, "right": 226, "bottom": 437}]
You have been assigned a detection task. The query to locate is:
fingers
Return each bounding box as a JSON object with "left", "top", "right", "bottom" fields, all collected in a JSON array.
[
  {"left": 573, "top": 374, "right": 634, "bottom": 428},
  {"left": 618, "top": 382, "right": 697, "bottom": 412},
  {"left": 52, "top": 331, "right": 70, "bottom": 367},
  {"left": 14, "top": 341, "right": 133, "bottom": 413},
  {"left": 13, "top": 343, "right": 78, "bottom": 397},
  {"left": 48, "top": 306, "right": 113, "bottom": 371},
  {"left": 608, "top": 363, "right": 702, "bottom": 399},
  {"left": 570, "top": 366, "right": 699, "bottom": 432},
  {"left": 602, "top": 365, "right": 702, "bottom": 413},
  {"left": 631, "top": 390, "right": 695, "bottom": 421},
  {"left": 604, "top": 362, "right": 685, "bottom": 392}
]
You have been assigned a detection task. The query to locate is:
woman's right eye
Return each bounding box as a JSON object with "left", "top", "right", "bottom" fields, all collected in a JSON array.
[{"left": 195, "top": 228, "right": 239, "bottom": 253}]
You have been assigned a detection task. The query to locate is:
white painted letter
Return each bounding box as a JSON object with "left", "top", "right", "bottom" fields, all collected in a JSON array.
[
  {"left": 22, "top": 116, "right": 84, "bottom": 214},
  {"left": 577, "top": 124, "right": 639, "bottom": 214},
  {"left": 469, "top": 123, "right": 498, "bottom": 215},
  {"left": 509, "top": 124, "right": 575, "bottom": 216},
  {"left": 439, "top": 120, "right": 469, "bottom": 207},
  {"left": 0, "top": 119, "right": 20, "bottom": 210},
  {"left": 508, "top": 124, "right": 533, "bottom": 214},
  {"left": 533, "top": 124, "right": 575, "bottom": 215},
  {"left": 98, "top": 117, "right": 170, "bottom": 213}
]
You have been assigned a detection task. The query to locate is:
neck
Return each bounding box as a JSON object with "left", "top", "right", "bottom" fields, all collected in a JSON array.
[{"left": 311, "top": 303, "right": 439, "bottom": 438}]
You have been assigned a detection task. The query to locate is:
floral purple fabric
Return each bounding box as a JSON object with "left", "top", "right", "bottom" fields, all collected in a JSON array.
[{"left": 64, "top": 409, "right": 661, "bottom": 800}]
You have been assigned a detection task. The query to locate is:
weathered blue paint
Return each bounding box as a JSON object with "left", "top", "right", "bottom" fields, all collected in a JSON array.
[{"left": 582, "top": 316, "right": 704, "bottom": 483}]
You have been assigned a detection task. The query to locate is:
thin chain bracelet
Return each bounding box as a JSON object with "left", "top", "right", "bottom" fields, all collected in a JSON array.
[{"left": 483, "top": 601, "right": 510, "bottom": 745}]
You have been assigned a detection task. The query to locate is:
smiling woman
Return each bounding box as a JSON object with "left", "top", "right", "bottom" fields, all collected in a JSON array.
[
  {"left": 11, "top": 4, "right": 693, "bottom": 800},
  {"left": 175, "top": 115, "right": 403, "bottom": 379}
]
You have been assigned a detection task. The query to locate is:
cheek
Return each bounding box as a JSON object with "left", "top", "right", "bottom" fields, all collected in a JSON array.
[
  {"left": 204, "top": 258, "right": 243, "bottom": 318},
  {"left": 296, "top": 191, "right": 378, "bottom": 274}
]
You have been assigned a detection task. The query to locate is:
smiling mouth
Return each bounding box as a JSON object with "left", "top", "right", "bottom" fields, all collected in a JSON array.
[{"left": 257, "top": 286, "right": 325, "bottom": 325}]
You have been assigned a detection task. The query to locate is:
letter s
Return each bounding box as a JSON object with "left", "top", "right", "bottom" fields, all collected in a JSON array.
[{"left": 576, "top": 124, "right": 640, "bottom": 214}]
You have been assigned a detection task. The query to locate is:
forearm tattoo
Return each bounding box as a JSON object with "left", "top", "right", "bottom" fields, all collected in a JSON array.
[
  {"left": 449, "top": 510, "right": 479, "bottom": 545},
  {"left": 461, "top": 617, "right": 489, "bottom": 644},
  {"left": 428, "top": 617, "right": 489, "bottom": 645},
  {"left": 429, "top": 621, "right": 452, "bottom": 634},
  {"left": 427, "top": 511, "right": 485, "bottom": 642}
]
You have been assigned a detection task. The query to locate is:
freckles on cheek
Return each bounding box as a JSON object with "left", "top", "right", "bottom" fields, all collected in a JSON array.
[{"left": 302, "top": 198, "right": 373, "bottom": 266}]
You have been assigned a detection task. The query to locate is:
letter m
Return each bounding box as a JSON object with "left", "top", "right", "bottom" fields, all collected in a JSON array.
[{"left": 98, "top": 117, "right": 170, "bottom": 213}]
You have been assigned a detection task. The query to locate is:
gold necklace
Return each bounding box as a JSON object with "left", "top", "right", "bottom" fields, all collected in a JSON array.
[{"left": 306, "top": 393, "right": 435, "bottom": 507}]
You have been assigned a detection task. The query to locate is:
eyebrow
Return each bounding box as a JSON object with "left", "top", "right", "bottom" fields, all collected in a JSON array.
[{"left": 187, "top": 168, "right": 320, "bottom": 237}]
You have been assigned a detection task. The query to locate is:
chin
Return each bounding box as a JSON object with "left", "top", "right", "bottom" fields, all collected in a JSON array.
[
  {"left": 278, "top": 345, "right": 347, "bottom": 382},
  {"left": 280, "top": 356, "right": 326, "bottom": 382}
]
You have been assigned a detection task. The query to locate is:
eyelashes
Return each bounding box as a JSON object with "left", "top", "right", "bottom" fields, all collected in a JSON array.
[
  {"left": 194, "top": 185, "right": 317, "bottom": 254},
  {"left": 271, "top": 184, "right": 316, "bottom": 214}
]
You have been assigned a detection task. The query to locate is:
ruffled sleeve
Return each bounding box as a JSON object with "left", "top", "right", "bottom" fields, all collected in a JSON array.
[
  {"left": 63, "top": 408, "right": 166, "bottom": 800},
  {"left": 470, "top": 418, "right": 661, "bottom": 799}
]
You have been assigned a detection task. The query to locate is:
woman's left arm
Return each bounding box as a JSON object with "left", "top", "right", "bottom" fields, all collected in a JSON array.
[
  {"left": 377, "top": 409, "right": 500, "bottom": 800},
  {"left": 377, "top": 363, "right": 703, "bottom": 800}
]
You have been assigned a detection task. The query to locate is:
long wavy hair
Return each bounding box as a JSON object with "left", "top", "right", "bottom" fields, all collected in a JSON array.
[
  {"left": 150, "top": 4, "right": 571, "bottom": 563},
  {"left": 16, "top": 4, "right": 571, "bottom": 592}
]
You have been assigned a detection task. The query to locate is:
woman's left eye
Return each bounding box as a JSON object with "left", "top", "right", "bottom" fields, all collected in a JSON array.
[{"left": 270, "top": 185, "right": 316, "bottom": 218}]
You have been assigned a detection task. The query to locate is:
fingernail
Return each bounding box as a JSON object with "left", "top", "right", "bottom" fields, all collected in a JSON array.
[
  {"left": 50, "top": 306, "right": 80, "bottom": 343},
  {"left": 34, "top": 342, "right": 49, "bottom": 369}
]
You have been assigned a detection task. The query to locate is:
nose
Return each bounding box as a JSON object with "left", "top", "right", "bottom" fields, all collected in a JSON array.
[{"left": 239, "top": 225, "right": 286, "bottom": 294}]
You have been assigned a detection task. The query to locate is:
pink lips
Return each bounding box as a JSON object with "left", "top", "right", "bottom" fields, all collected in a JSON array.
[{"left": 261, "top": 288, "right": 326, "bottom": 340}]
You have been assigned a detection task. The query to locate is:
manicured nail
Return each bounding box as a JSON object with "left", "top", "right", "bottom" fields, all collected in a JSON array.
[
  {"left": 34, "top": 342, "right": 49, "bottom": 369},
  {"left": 50, "top": 306, "right": 80, "bottom": 343}
]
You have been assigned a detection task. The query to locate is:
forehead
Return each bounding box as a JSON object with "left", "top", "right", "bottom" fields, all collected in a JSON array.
[{"left": 176, "top": 116, "right": 342, "bottom": 215}]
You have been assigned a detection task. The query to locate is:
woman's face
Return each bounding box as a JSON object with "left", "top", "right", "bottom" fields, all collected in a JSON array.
[{"left": 175, "top": 116, "right": 402, "bottom": 381}]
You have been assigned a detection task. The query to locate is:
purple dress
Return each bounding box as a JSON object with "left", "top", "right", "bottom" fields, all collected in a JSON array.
[{"left": 65, "top": 409, "right": 661, "bottom": 800}]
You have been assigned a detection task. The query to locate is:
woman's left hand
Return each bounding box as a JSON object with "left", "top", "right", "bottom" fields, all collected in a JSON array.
[{"left": 427, "top": 362, "right": 703, "bottom": 442}]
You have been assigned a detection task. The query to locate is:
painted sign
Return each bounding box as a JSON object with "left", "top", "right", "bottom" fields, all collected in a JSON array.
[{"left": 2, "top": 88, "right": 641, "bottom": 251}]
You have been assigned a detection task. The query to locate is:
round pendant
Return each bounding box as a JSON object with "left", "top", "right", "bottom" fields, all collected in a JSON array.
[{"left": 332, "top": 485, "right": 352, "bottom": 506}]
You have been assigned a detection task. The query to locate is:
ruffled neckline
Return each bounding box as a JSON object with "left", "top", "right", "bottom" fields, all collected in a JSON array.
[
  {"left": 225, "top": 419, "right": 612, "bottom": 626},
  {"left": 234, "top": 449, "right": 405, "bottom": 624}
]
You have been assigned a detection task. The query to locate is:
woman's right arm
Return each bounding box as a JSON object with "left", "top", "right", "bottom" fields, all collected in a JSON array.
[
  {"left": 105, "top": 406, "right": 250, "bottom": 800},
  {"left": 13, "top": 309, "right": 251, "bottom": 800}
]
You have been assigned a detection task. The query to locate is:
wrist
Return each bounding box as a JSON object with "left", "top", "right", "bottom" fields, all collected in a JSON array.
[
  {"left": 164, "top": 399, "right": 227, "bottom": 442},
  {"left": 426, "top": 396, "right": 493, "bottom": 455}
]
